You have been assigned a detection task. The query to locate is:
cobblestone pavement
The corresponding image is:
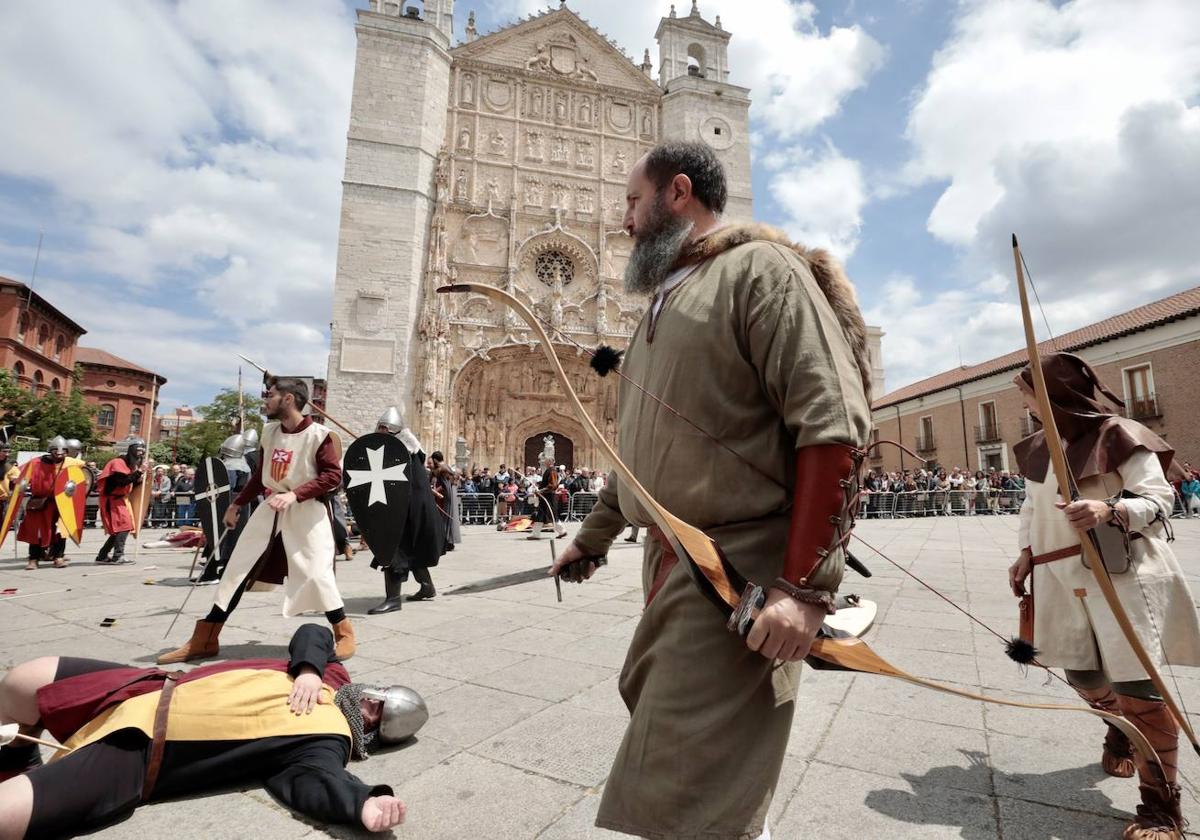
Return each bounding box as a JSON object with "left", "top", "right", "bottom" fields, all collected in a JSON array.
[{"left": 2, "top": 516, "right": 1198, "bottom": 838}]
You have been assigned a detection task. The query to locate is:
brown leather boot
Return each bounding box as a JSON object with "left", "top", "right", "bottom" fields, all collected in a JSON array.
[
  {"left": 1073, "top": 684, "right": 1135, "bottom": 778},
  {"left": 1117, "top": 694, "right": 1184, "bottom": 839},
  {"left": 1123, "top": 784, "right": 1184, "bottom": 840},
  {"left": 157, "top": 620, "right": 222, "bottom": 665},
  {"left": 332, "top": 618, "right": 356, "bottom": 660}
]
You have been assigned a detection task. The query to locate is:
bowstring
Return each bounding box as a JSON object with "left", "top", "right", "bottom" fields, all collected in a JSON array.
[{"left": 1023, "top": 250, "right": 1197, "bottom": 755}]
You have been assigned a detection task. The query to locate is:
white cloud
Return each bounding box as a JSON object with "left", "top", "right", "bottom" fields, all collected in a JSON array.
[
  {"left": 762, "top": 143, "right": 866, "bottom": 259},
  {"left": 0, "top": 0, "right": 355, "bottom": 406}
]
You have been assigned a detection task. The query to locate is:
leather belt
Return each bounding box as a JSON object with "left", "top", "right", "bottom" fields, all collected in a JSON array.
[
  {"left": 1031, "top": 545, "right": 1082, "bottom": 566},
  {"left": 141, "top": 671, "right": 182, "bottom": 802}
]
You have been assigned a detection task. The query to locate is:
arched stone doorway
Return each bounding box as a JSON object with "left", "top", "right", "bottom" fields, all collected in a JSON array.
[{"left": 523, "top": 431, "right": 574, "bottom": 471}]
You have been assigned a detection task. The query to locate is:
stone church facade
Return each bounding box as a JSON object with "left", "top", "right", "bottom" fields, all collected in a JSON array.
[{"left": 325, "top": 0, "right": 753, "bottom": 470}]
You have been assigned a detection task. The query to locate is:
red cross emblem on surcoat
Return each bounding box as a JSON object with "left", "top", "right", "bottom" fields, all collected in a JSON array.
[{"left": 270, "top": 448, "right": 294, "bottom": 483}]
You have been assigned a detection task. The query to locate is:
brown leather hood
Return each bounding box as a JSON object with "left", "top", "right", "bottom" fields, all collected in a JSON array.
[{"left": 673, "top": 223, "right": 873, "bottom": 401}]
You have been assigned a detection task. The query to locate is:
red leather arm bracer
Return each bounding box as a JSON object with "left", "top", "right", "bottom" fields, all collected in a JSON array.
[{"left": 783, "top": 443, "right": 863, "bottom": 589}]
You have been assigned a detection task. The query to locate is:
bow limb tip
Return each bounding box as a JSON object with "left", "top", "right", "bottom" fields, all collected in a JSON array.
[{"left": 436, "top": 283, "right": 472, "bottom": 294}]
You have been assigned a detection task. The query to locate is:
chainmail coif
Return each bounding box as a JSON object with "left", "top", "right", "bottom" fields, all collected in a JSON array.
[{"left": 334, "top": 682, "right": 378, "bottom": 760}]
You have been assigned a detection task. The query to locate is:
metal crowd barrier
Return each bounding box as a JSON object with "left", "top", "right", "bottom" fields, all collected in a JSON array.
[
  {"left": 860, "top": 489, "right": 1026, "bottom": 519},
  {"left": 1173, "top": 490, "right": 1200, "bottom": 519},
  {"left": 567, "top": 492, "right": 599, "bottom": 521},
  {"left": 457, "top": 492, "right": 497, "bottom": 525}
]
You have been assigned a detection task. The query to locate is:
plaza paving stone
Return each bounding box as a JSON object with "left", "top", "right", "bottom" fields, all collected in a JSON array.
[{"left": 2, "top": 516, "right": 1198, "bottom": 838}]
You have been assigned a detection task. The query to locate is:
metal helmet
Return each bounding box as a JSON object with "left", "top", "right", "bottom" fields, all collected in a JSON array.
[
  {"left": 242, "top": 427, "right": 260, "bottom": 454},
  {"left": 219, "top": 433, "right": 246, "bottom": 460},
  {"left": 47, "top": 436, "right": 67, "bottom": 454},
  {"left": 65, "top": 439, "right": 83, "bottom": 458},
  {"left": 124, "top": 438, "right": 147, "bottom": 464},
  {"left": 375, "top": 406, "right": 405, "bottom": 434},
  {"left": 361, "top": 685, "right": 429, "bottom": 744}
]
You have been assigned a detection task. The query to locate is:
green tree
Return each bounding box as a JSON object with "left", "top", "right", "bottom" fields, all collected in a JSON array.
[
  {"left": 0, "top": 369, "right": 97, "bottom": 450},
  {"left": 178, "top": 388, "right": 263, "bottom": 462}
]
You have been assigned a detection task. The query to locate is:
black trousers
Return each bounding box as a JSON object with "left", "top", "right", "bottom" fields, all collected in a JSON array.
[{"left": 96, "top": 531, "right": 130, "bottom": 560}]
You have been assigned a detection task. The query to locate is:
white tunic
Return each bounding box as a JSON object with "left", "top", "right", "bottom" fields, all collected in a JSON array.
[
  {"left": 1021, "top": 448, "right": 1200, "bottom": 681},
  {"left": 215, "top": 420, "right": 342, "bottom": 616}
]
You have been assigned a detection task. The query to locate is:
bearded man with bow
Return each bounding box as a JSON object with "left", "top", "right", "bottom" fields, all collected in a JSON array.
[{"left": 551, "top": 140, "right": 873, "bottom": 840}]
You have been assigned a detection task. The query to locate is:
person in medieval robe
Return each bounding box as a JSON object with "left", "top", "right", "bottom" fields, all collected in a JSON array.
[
  {"left": 18, "top": 436, "right": 70, "bottom": 571},
  {"left": 550, "top": 141, "right": 873, "bottom": 840},
  {"left": 0, "top": 624, "right": 422, "bottom": 838},
  {"left": 367, "top": 407, "right": 443, "bottom": 614},
  {"left": 526, "top": 455, "right": 567, "bottom": 540},
  {"left": 156, "top": 378, "right": 355, "bottom": 664},
  {"left": 0, "top": 434, "right": 20, "bottom": 510},
  {"left": 93, "top": 439, "right": 146, "bottom": 565},
  {"left": 427, "top": 452, "right": 458, "bottom": 552},
  {"left": 1007, "top": 353, "right": 1200, "bottom": 840}
]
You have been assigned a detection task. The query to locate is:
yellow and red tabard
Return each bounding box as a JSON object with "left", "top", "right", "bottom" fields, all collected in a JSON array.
[
  {"left": 214, "top": 419, "right": 342, "bottom": 616},
  {"left": 54, "top": 668, "right": 350, "bottom": 758}
]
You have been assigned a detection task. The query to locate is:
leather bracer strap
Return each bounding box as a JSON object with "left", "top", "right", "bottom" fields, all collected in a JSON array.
[
  {"left": 141, "top": 671, "right": 182, "bottom": 802},
  {"left": 782, "top": 443, "right": 865, "bottom": 589}
]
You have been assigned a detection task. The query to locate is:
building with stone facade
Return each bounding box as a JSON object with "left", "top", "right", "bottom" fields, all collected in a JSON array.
[
  {"left": 324, "top": 0, "right": 758, "bottom": 470},
  {"left": 869, "top": 285, "right": 1200, "bottom": 477}
]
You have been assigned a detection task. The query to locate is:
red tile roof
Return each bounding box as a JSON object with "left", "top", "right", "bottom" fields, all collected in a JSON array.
[
  {"left": 76, "top": 347, "right": 166, "bottom": 384},
  {"left": 873, "top": 285, "right": 1200, "bottom": 409}
]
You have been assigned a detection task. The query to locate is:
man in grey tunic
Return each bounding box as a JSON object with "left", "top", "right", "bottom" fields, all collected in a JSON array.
[{"left": 552, "top": 141, "right": 873, "bottom": 839}]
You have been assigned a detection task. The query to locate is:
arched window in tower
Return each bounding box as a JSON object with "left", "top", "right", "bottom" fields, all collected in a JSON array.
[
  {"left": 51, "top": 378, "right": 61, "bottom": 393},
  {"left": 13, "top": 361, "right": 25, "bottom": 379},
  {"left": 98, "top": 404, "right": 116, "bottom": 428},
  {"left": 687, "top": 43, "right": 706, "bottom": 78},
  {"left": 129, "top": 408, "right": 143, "bottom": 435},
  {"left": 534, "top": 251, "right": 575, "bottom": 288},
  {"left": 33, "top": 370, "right": 44, "bottom": 390},
  {"left": 54, "top": 334, "right": 65, "bottom": 360},
  {"left": 17, "top": 314, "right": 28, "bottom": 344},
  {"left": 37, "top": 324, "right": 48, "bottom": 347}
]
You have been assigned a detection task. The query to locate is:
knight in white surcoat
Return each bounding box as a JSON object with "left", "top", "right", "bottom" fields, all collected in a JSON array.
[{"left": 157, "top": 378, "right": 356, "bottom": 664}]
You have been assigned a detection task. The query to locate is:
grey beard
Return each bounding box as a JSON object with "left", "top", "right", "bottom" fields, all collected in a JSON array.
[
  {"left": 334, "top": 682, "right": 377, "bottom": 760},
  {"left": 623, "top": 204, "right": 694, "bottom": 296}
]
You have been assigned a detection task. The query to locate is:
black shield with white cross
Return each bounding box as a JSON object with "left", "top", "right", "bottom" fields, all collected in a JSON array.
[
  {"left": 193, "top": 457, "right": 231, "bottom": 564},
  {"left": 343, "top": 432, "right": 412, "bottom": 563}
]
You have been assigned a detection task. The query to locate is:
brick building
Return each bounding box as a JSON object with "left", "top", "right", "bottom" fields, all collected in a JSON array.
[
  {"left": 870, "top": 285, "right": 1200, "bottom": 476},
  {"left": 154, "top": 406, "right": 198, "bottom": 443},
  {"left": 0, "top": 277, "right": 86, "bottom": 396},
  {"left": 76, "top": 348, "right": 166, "bottom": 446}
]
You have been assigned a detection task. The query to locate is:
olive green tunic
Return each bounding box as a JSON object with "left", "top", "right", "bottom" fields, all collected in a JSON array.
[{"left": 575, "top": 237, "right": 872, "bottom": 839}]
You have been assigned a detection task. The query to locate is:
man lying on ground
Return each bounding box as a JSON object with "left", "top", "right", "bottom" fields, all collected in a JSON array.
[{"left": 0, "top": 624, "right": 426, "bottom": 838}]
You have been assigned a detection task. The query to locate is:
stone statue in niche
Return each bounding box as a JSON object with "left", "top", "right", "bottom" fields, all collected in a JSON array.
[
  {"left": 458, "top": 128, "right": 472, "bottom": 150},
  {"left": 579, "top": 97, "right": 592, "bottom": 124},
  {"left": 525, "top": 131, "right": 544, "bottom": 160},
  {"left": 489, "top": 130, "right": 506, "bottom": 155},
  {"left": 455, "top": 169, "right": 468, "bottom": 201},
  {"left": 642, "top": 110, "right": 652, "bottom": 135},
  {"left": 554, "top": 94, "right": 568, "bottom": 122},
  {"left": 527, "top": 43, "right": 552, "bottom": 72},
  {"left": 594, "top": 281, "right": 610, "bottom": 334},
  {"left": 551, "top": 135, "right": 569, "bottom": 163},
  {"left": 531, "top": 88, "right": 544, "bottom": 117},
  {"left": 577, "top": 141, "right": 595, "bottom": 167},
  {"left": 576, "top": 187, "right": 594, "bottom": 214},
  {"left": 483, "top": 178, "right": 501, "bottom": 205},
  {"left": 550, "top": 182, "right": 568, "bottom": 209},
  {"left": 549, "top": 266, "right": 566, "bottom": 330},
  {"left": 602, "top": 240, "right": 616, "bottom": 277},
  {"left": 612, "top": 149, "right": 628, "bottom": 174},
  {"left": 462, "top": 75, "right": 475, "bottom": 104},
  {"left": 524, "top": 178, "right": 544, "bottom": 207}
]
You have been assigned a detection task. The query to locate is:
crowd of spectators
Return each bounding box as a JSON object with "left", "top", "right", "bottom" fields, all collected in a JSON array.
[{"left": 451, "top": 464, "right": 607, "bottom": 526}]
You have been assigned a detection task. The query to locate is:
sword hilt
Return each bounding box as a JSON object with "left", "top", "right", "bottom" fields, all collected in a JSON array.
[{"left": 557, "top": 555, "right": 607, "bottom": 584}]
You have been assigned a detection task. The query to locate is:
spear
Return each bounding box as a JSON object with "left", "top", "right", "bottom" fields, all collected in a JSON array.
[{"left": 237, "top": 354, "right": 360, "bottom": 440}]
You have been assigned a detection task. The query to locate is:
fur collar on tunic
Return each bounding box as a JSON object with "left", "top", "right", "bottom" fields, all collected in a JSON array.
[{"left": 673, "top": 223, "right": 873, "bottom": 401}]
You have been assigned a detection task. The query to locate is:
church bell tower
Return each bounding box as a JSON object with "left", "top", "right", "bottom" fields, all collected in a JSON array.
[{"left": 655, "top": 2, "right": 752, "bottom": 221}]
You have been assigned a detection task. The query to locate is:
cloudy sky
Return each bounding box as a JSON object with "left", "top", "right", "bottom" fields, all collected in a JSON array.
[{"left": 1, "top": 0, "right": 1198, "bottom": 411}]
